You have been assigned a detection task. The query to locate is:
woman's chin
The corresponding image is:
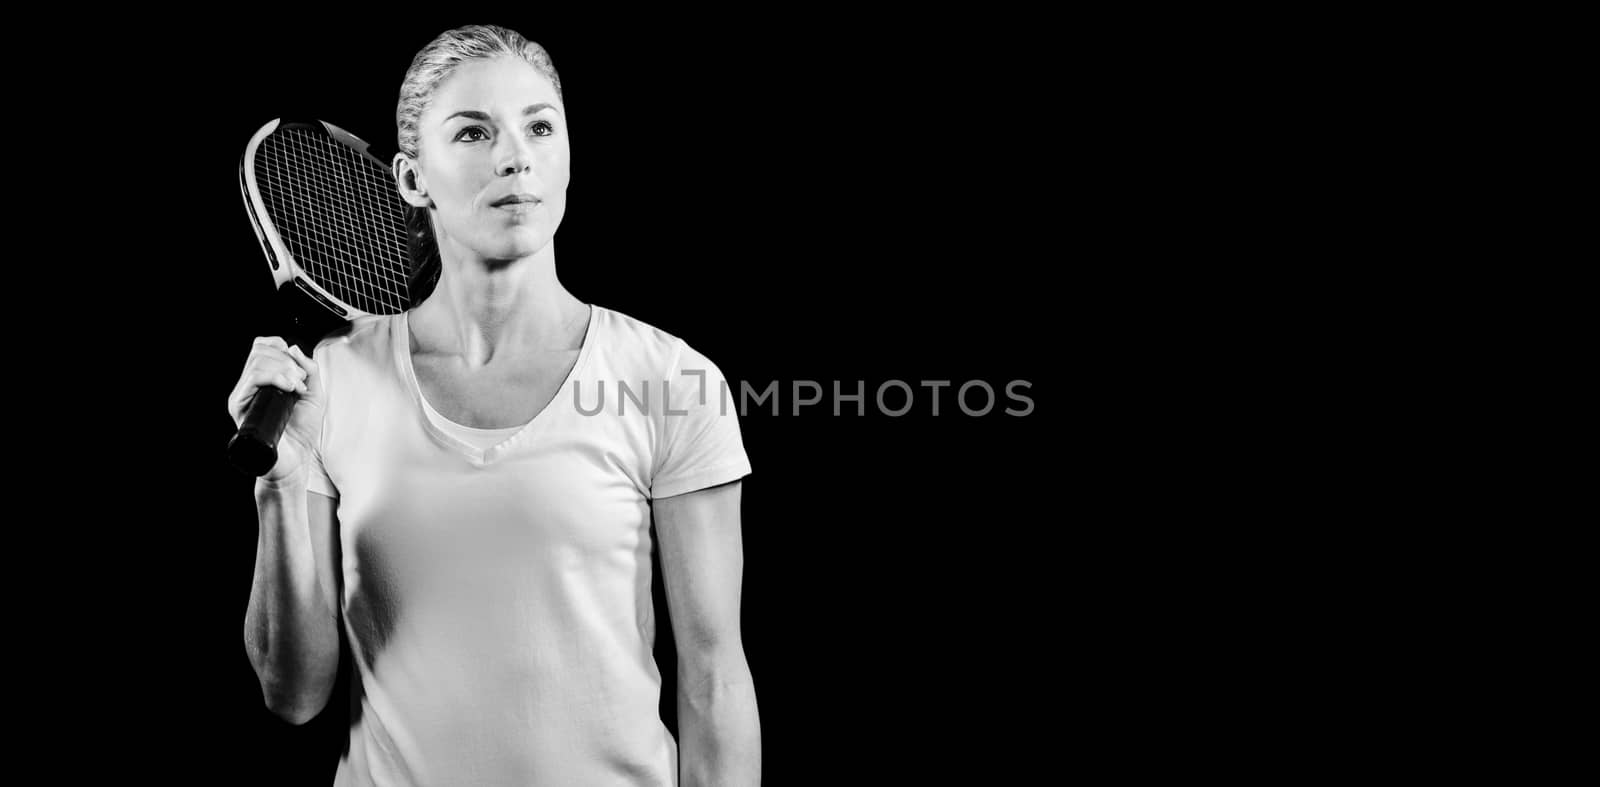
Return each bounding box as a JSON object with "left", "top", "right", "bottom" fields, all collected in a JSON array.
[{"left": 478, "top": 229, "right": 554, "bottom": 260}]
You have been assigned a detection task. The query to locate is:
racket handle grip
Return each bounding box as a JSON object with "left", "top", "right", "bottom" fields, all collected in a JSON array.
[{"left": 228, "top": 386, "right": 299, "bottom": 477}]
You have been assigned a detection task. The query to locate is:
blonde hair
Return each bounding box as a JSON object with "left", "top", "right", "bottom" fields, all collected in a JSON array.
[
  {"left": 395, "top": 25, "right": 563, "bottom": 301},
  {"left": 396, "top": 25, "right": 562, "bottom": 158}
]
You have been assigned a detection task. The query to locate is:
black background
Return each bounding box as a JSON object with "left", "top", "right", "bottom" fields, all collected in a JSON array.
[{"left": 71, "top": 12, "right": 1093, "bottom": 784}]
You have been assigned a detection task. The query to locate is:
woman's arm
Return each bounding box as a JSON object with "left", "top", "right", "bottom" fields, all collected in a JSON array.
[
  {"left": 655, "top": 479, "right": 761, "bottom": 786},
  {"left": 244, "top": 473, "right": 343, "bottom": 725}
]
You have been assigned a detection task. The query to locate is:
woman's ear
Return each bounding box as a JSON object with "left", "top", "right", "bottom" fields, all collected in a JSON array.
[{"left": 393, "top": 153, "right": 433, "bottom": 209}]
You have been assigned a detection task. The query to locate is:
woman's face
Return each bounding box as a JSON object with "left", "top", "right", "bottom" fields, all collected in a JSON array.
[{"left": 414, "top": 55, "right": 569, "bottom": 262}]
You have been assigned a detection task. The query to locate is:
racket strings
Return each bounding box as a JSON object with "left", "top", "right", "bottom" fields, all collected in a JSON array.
[{"left": 256, "top": 126, "right": 411, "bottom": 315}]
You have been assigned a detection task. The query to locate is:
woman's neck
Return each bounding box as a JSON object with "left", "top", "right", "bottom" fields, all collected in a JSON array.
[{"left": 412, "top": 243, "right": 585, "bottom": 368}]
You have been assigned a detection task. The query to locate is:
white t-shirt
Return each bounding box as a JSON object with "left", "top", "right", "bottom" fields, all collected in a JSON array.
[
  {"left": 305, "top": 304, "right": 751, "bottom": 786},
  {"left": 416, "top": 389, "right": 524, "bottom": 451}
]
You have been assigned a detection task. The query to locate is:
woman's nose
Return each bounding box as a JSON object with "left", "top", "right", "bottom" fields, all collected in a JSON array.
[{"left": 496, "top": 136, "right": 533, "bottom": 176}]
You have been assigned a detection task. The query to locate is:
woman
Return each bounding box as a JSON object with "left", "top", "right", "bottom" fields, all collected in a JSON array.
[{"left": 227, "top": 25, "right": 760, "bottom": 786}]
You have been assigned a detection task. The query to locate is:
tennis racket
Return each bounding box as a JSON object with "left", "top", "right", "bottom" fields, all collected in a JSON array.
[{"left": 228, "top": 119, "right": 413, "bottom": 476}]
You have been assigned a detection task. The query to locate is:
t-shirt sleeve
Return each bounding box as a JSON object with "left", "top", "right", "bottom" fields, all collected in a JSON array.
[
  {"left": 303, "top": 338, "right": 338, "bottom": 500},
  {"left": 305, "top": 440, "right": 336, "bottom": 498},
  {"left": 650, "top": 341, "right": 752, "bottom": 499}
]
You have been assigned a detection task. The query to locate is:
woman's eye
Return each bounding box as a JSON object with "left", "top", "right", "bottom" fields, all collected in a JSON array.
[
  {"left": 455, "top": 127, "right": 489, "bottom": 142},
  {"left": 530, "top": 121, "right": 554, "bottom": 137}
]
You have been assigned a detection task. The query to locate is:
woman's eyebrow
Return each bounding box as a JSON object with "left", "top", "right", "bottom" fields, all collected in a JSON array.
[{"left": 442, "top": 104, "right": 559, "bottom": 124}]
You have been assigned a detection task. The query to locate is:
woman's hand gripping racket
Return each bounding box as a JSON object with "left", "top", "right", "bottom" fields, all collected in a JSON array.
[{"left": 228, "top": 119, "right": 412, "bottom": 477}]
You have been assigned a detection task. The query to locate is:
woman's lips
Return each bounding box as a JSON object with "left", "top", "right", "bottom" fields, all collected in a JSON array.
[{"left": 491, "top": 193, "right": 541, "bottom": 207}]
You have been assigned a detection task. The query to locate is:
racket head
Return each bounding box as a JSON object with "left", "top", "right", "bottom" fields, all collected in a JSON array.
[{"left": 240, "top": 118, "right": 412, "bottom": 319}]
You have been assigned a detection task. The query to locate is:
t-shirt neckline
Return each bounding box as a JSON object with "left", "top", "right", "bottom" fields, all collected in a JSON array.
[{"left": 395, "top": 304, "right": 600, "bottom": 466}]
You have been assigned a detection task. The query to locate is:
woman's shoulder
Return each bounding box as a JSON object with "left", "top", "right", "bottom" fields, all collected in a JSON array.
[
  {"left": 594, "top": 303, "right": 679, "bottom": 344},
  {"left": 590, "top": 303, "right": 733, "bottom": 387},
  {"left": 591, "top": 303, "right": 688, "bottom": 369},
  {"left": 310, "top": 313, "right": 401, "bottom": 364}
]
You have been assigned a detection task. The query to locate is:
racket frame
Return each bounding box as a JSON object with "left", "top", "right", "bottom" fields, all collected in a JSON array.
[{"left": 238, "top": 118, "right": 405, "bottom": 323}]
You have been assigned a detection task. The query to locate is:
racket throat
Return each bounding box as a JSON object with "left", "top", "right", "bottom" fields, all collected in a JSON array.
[{"left": 275, "top": 279, "right": 356, "bottom": 350}]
